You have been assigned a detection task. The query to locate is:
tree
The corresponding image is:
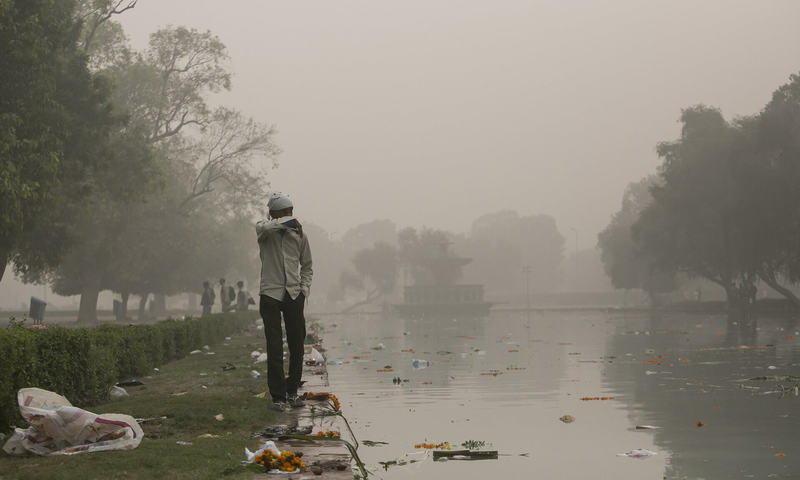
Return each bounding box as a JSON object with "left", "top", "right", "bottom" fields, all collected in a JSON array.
[
  {"left": 0, "top": 0, "right": 118, "bottom": 282},
  {"left": 398, "top": 227, "right": 465, "bottom": 286},
  {"left": 77, "top": 0, "right": 136, "bottom": 69},
  {"left": 633, "top": 106, "right": 760, "bottom": 311},
  {"left": 40, "top": 23, "right": 277, "bottom": 322},
  {"left": 598, "top": 176, "right": 676, "bottom": 305},
  {"left": 461, "top": 211, "right": 564, "bottom": 294},
  {"left": 750, "top": 72, "right": 800, "bottom": 309},
  {"left": 340, "top": 242, "right": 398, "bottom": 312}
]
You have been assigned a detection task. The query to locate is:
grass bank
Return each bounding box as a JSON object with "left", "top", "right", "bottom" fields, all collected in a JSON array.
[{"left": 0, "top": 326, "right": 279, "bottom": 479}]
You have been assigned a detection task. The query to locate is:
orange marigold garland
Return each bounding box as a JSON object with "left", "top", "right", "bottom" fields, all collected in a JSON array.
[
  {"left": 254, "top": 450, "right": 305, "bottom": 472},
  {"left": 414, "top": 442, "right": 451, "bottom": 450},
  {"left": 315, "top": 430, "right": 341, "bottom": 439},
  {"left": 306, "top": 392, "right": 341, "bottom": 411}
]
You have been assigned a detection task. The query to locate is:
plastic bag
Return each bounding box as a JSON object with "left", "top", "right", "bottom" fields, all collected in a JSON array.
[
  {"left": 2, "top": 388, "right": 143, "bottom": 456},
  {"left": 616, "top": 448, "right": 657, "bottom": 458},
  {"left": 245, "top": 440, "right": 281, "bottom": 463},
  {"left": 304, "top": 347, "right": 324, "bottom": 365}
]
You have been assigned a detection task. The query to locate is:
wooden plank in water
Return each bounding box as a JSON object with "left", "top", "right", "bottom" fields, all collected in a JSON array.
[{"left": 432, "top": 450, "right": 498, "bottom": 460}]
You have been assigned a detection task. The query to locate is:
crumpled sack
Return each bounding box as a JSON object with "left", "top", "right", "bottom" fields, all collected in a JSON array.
[{"left": 2, "top": 388, "right": 144, "bottom": 456}]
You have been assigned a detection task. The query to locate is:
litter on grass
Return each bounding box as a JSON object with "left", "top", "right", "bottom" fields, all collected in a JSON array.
[
  {"left": 109, "top": 385, "right": 129, "bottom": 398},
  {"left": 2, "top": 388, "right": 143, "bottom": 456},
  {"left": 117, "top": 379, "right": 144, "bottom": 387}
]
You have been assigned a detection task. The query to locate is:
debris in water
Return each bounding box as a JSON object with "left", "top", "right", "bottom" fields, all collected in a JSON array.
[
  {"left": 559, "top": 415, "right": 575, "bottom": 424},
  {"left": 616, "top": 448, "right": 657, "bottom": 458},
  {"left": 412, "top": 359, "right": 430, "bottom": 369},
  {"left": 433, "top": 449, "right": 498, "bottom": 460},
  {"left": 362, "top": 440, "right": 389, "bottom": 447}
]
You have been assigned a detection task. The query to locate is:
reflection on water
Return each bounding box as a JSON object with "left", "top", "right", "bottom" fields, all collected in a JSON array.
[{"left": 316, "top": 311, "right": 799, "bottom": 479}]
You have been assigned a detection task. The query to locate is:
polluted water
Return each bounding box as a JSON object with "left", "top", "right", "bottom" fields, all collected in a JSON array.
[{"left": 319, "top": 310, "right": 799, "bottom": 480}]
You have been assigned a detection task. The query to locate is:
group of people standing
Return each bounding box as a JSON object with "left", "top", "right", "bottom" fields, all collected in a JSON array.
[{"left": 200, "top": 278, "right": 254, "bottom": 315}]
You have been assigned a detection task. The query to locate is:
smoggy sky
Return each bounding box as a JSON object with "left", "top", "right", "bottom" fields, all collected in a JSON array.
[{"left": 118, "top": 0, "right": 800, "bottom": 244}]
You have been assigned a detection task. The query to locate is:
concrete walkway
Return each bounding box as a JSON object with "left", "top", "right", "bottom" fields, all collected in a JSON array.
[{"left": 249, "top": 329, "right": 357, "bottom": 479}]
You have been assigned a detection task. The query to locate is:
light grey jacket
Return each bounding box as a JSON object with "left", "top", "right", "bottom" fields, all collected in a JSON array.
[{"left": 255, "top": 216, "right": 313, "bottom": 301}]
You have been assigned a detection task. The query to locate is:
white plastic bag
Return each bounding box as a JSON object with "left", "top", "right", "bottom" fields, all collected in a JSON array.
[
  {"left": 304, "top": 347, "right": 324, "bottom": 365},
  {"left": 2, "top": 388, "right": 144, "bottom": 456}
]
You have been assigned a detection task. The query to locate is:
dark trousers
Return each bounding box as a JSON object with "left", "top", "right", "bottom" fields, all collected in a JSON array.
[{"left": 259, "top": 293, "right": 306, "bottom": 402}]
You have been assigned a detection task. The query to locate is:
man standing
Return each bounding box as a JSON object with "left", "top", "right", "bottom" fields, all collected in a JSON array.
[
  {"left": 256, "top": 193, "right": 313, "bottom": 411},
  {"left": 201, "top": 281, "right": 215, "bottom": 316},
  {"left": 236, "top": 280, "right": 251, "bottom": 311},
  {"left": 219, "top": 278, "right": 235, "bottom": 313}
]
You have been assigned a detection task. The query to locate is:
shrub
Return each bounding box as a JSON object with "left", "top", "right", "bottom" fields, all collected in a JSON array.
[{"left": 0, "top": 312, "right": 257, "bottom": 432}]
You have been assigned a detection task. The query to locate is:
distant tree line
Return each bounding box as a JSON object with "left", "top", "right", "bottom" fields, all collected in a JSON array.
[
  {"left": 302, "top": 211, "right": 566, "bottom": 311},
  {"left": 0, "top": 1, "right": 277, "bottom": 321},
  {"left": 598, "top": 72, "right": 800, "bottom": 313}
]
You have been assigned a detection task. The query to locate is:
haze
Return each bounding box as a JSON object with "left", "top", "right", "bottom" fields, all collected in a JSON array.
[
  {"left": 117, "top": 0, "right": 800, "bottom": 238},
  {"left": 3, "top": 1, "right": 800, "bottom": 309}
]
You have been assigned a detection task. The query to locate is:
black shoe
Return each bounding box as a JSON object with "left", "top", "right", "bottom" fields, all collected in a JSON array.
[{"left": 287, "top": 393, "right": 306, "bottom": 408}]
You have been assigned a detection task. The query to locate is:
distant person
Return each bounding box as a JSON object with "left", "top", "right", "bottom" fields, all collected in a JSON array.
[
  {"left": 256, "top": 193, "right": 313, "bottom": 411},
  {"left": 236, "top": 280, "right": 253, "bottom": 311},
  {"left": 219, "top": 278, "right": 235, "bottom": 312},
  {"left": 201, "top": 281, "right": 215, "bottom": 316}
]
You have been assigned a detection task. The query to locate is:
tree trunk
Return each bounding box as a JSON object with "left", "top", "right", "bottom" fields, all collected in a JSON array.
[
  {"left": 758, "top": 271, "right": 800, "bottom": 311},
  {"left": 341, "top": 289, "right": 380, "bottom": 314},
  {"left": 78, "top": 286, "right": 100, "bottom": 323},
  {"left": 120, "top": 291, "right": 130, "bottom": 320},
  {"left": 646, "top": 290, "right": 663, "bottom": 308},
  {"left": 0, "top": 249, "right": 9, "bottom": 283},
  {"left": 153, "top": 293, "right": 167, "bottom": 318},
  {"left": 137, "top": 294, "right": 149, "bottom": 322}
]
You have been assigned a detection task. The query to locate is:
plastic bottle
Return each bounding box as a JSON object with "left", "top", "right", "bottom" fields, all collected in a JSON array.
[{"left": 250, "top": 370, "right": 262, "bottom": 379}]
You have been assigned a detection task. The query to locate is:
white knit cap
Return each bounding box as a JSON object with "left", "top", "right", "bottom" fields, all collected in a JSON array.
[{"left": 267, "top": 192, "right": 293, "bottom": 211}]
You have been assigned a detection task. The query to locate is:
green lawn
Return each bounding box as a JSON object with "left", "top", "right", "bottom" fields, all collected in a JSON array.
[{"left": 0, "top": 328, "right": 279, "bottom": 479}]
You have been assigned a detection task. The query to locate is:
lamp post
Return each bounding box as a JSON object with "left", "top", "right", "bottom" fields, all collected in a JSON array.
[
  {"left": 569, "top": 227, "right": 578, "bottom": 291},
  {"left": 522, "top": 265, "right": 533, "bottom": 310}
]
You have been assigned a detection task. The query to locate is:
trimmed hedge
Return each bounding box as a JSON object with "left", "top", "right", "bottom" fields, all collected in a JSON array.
[{"left": 0, "top": 311, "right": 259, "bottom": 431}]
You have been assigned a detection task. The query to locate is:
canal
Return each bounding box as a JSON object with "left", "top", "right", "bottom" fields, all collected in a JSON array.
[{"left": 318, "top": 310, "right": 799, "bottom": 479}]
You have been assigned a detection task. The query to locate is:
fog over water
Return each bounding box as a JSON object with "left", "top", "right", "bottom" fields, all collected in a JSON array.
[{"left": 116, "top": 1, "right": 800, "bottom": 237}]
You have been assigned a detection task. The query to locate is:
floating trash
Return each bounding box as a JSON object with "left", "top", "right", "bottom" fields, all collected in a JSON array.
[
  {"left": 559, "top": 415, "right": 575, "bottom": 424},
  {"left": 412, "top": 359, "right": 430, "bottom": 369},
  {"left": 617, "top": 448, "right": 657, "bottom": 458}
]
